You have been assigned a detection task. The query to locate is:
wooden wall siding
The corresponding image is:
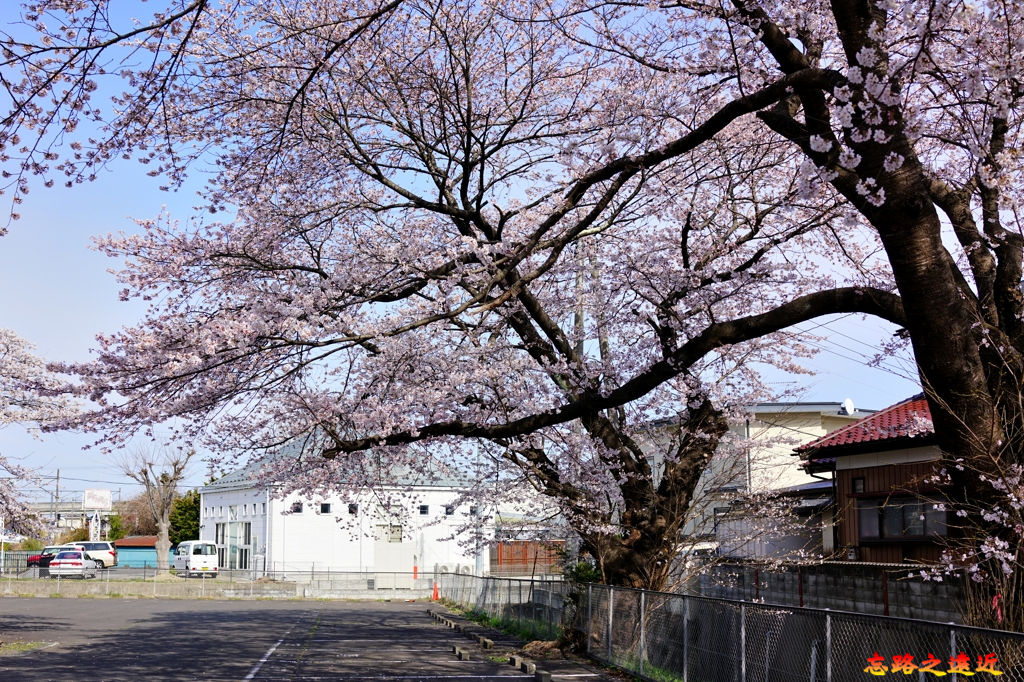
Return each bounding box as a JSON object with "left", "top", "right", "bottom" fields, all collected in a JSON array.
[
  {"left": 836, "top": 461, "right": 943, "bottom": 563},
  {"left": 489, "top": 540, "right": 565, "bottom": 574}
]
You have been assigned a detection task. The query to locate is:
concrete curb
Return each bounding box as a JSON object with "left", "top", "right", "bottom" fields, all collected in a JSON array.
[{"left": 429, "top": 608, "right": 552, "bottom": 681}]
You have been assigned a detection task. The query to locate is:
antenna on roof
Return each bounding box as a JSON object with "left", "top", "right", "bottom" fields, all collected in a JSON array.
[{"left": 842, "top": 398, "right": 856, "bottom": 415}]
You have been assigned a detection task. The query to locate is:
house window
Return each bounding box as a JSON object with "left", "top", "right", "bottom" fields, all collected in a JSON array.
[
  {"left": 419, "top": 504, "right": 429, "bottom": 515},
  {"left": 290, "top": 501, "right": 303, "bottom": 513},
  {"left": 320, "top": 503, "right": 332, "bottom": 514},
  {"left": 444, "top": 505, "right": 455, "bottom": 516},
  {"left": 262, "top": 503, "right": 266, "bottom": 514},
  {"left": 857, "top": 498, "right": 947, "bottom": 541},
  {"left": 348, "top": 503, "right": 358, "bottom": 515},
  {"left": 852, "top": 477, "right": 865, "bottom": 494}
]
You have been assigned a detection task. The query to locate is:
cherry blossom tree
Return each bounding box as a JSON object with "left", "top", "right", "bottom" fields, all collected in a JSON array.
[
  {"left": 0, "top": 328, "right": 76, "bottom": 533},
  {"left": 1, "top": 0, "right": 1021, "bottom": 595}
]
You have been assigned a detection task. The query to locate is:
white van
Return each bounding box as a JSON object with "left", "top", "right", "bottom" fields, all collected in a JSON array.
[{"left": 173, "top": 541, "right": 219, "bottom": 578}]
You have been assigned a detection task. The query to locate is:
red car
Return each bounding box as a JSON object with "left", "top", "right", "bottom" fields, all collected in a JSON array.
[{"left": 26, "top": 546, "right": 65, "bottom": 568}]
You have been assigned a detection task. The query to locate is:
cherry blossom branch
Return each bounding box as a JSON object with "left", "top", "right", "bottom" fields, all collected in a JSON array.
[{"left": 322, "top": 286, "right": 905, "bottom": 455}]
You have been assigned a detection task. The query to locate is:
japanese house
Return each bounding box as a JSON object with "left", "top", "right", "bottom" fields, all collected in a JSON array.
[{"left": 798, "top": 394, "right": 946, "bottom": 563}]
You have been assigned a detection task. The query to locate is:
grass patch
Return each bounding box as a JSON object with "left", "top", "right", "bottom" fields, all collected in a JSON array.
[
  {"left": 0, "top": 641, "right": 48, "bottom": 656},
  {"left": 460, "top": 607, "right": 561, "bottom": 642}
]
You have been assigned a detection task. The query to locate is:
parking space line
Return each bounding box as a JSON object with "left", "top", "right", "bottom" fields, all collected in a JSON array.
[
  {"left": 243, "top": 621, "right": 299, "bottom": 681},
  {"left": 243, "top": 636, "right": 285, "bottom": 681}
]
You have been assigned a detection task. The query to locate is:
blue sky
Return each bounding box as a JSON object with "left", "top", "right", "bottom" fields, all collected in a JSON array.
[{"left": 0, "top": 164, "right": 211, "bottom": 503}]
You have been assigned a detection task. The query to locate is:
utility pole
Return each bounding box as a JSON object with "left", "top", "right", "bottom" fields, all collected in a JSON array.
[{"left": 54, "top": 469, "right": 60, "bottom": 541}]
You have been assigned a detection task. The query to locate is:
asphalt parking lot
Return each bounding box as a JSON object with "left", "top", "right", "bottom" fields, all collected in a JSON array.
[{"left": 0, "top": 598, "right": 613, "bottom": 681}]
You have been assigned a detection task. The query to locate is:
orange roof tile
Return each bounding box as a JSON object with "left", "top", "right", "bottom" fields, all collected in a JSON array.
[{"left": 799, "top": 393, "right": 933, "bottom": 452}]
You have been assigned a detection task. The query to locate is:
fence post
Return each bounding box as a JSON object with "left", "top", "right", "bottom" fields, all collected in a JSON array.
[
  {"left": 639, "top": 590, "right": 646, "bottom": 677},
  {"left": 683, "top": 597, "right": 689, "bottom": 682},
  {"left": 826, "top": 612, "right": 832, "bottom": 682},
  {"left": 587, "top": 584, "right": 593, "bottom": 656},
  {"left": 798, "top": 566, "right": 804, "bottom": 608},
  {"left": 607, "top": 585, "right": 614, "bottom": 663},
  {"left": 950, "top": 627, "right": 957, "bottom": 682},
  {"left": 882, "top": 570, "right": 889, "bottom": 616},
  {"left": 740, "top": 603, "right": 747, "bottom": 682},
  {"left": 519, "top": 580, "right": 524, "bottom": 631}
]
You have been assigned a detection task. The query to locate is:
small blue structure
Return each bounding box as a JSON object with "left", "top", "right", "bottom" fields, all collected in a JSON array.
[{"left": 114, "top": 535, "right": 159, "bottom": 568}]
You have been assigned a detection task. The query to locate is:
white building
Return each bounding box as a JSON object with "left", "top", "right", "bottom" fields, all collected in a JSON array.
[{"left": 199, "top": 462, "right": 491, "bottom": 576}]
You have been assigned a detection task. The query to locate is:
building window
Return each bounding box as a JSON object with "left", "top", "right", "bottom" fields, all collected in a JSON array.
[
  {"left": 444, "top": 505, "right": 455, "bottom": 516},
  {"left": 857, "top": 498, "right": 947, "bottom": 541},
  {"left": 376, "top": 524, "right": 403, "bottom": 543},
  {"left": 262, "top": 502, "right": 266, "bottom": 514},
  {"left": 290, "top": 501, "right": 303, "bottom": 513},
  {"left": 320, "top": 503, "right": 332, "bottom": 514},
  {"left": 469, "top": 506, "right": 478, "bottom": 516},
  {"left": 348, "top": 503, "right": 358, "bottom": 515},
  {"left": 852, "top": 477, "right": 865, "bottom": 494},
  {"left": 419, "top": 504, "right": 429, "bottom": 515}
]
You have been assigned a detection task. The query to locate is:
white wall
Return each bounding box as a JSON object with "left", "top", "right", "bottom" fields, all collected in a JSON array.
[{"left": 200, "top": 484, "right": 488, "bottom": 573}]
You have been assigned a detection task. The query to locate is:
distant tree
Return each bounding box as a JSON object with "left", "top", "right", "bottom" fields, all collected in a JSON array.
[
  {"left": 14, "top": 537, "right": 44, "bottom": 551},
  {"left": 169, "top": 489, "right": 199, "bottom": 546},
  {"left": 0, "top": 329, "right": 77, "bottom": 534},
  {"left": 59, "top": 527, "right": 88, "bottom": 543},
  {"left": 106, "top": 513, "right": 126, "bottom": 541},
  {"left": 111, "top": 493, "right": 159, "bottom": 538},
  {"left": 118, "top": 448, "right": 194, "bottom": 572}
]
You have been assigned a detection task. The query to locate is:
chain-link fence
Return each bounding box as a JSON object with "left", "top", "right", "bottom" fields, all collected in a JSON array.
[
  {"left": 438, "top": 572, "right": 569, "bottom": 640},
  {"left": 581, "top": 583, "right": 1024, "bottom": 681},
  {"left": 435, "top": 575, "right": 1024, "bottom": 681}
]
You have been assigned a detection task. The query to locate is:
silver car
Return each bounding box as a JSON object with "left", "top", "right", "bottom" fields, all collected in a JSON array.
[{"left": 48, "top": 550, "right": 98, "bottom": 579}]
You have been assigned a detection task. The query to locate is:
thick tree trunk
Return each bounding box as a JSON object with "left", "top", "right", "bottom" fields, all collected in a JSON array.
[
  {"left": 875, "top": 169, "right": 1002, "bottom": 462},
  {"left": 155, "top": 519, "right": 171, "bottom": 572},
  {"left": 580, "top": 399, "right": 728, "bottom": 591}
]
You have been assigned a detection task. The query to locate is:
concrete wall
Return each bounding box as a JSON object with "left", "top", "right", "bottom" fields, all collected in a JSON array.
[{"left": 693, "top": 561, "right": 964, "bottom": 623}]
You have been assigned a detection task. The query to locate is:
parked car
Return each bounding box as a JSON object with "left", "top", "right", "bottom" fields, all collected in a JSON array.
[
  {"left": 48, "top": 550, "right": 98, "bottom": 579},
  {"left": 172, "top": 541, "right": 219, "bottom": 578},
  {"left": 59, "top": 541, "right": 117, "bottom": 568},
  {"left": 26, "top": 546, "right": 65, "bottom": 568},
  {"left": 76, "top": 541, "right": 118, "bottom": 568}
]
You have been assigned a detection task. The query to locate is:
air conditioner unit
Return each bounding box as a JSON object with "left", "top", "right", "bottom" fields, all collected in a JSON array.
[
  {"left": 458, "top": 565, "right": 473, "bottom": 575},
  {"left": 437, "top": 564, "right": 451, "bottom": 573}
]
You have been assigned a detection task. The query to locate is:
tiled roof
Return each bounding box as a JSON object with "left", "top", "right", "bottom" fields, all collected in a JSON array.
[
  {"left": 114, "top": 535, "right": 158, "bottom": 548},
  {"left": 798, "top": 393, "right": 933, "bottom": 453}
]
